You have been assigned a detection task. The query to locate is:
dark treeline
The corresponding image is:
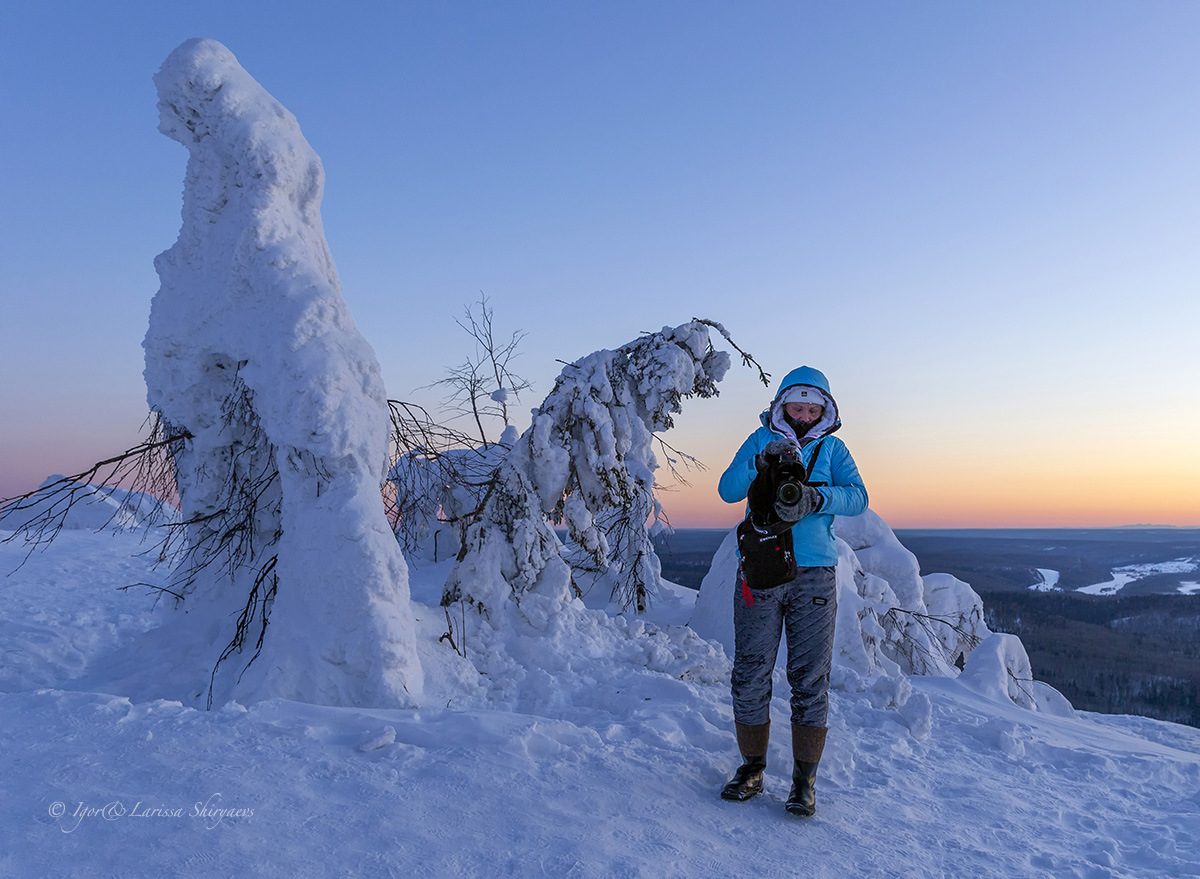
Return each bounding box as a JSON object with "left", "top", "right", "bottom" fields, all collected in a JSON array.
[{"left": 980, "top": 590, "right": 1200, "bottom": 728}]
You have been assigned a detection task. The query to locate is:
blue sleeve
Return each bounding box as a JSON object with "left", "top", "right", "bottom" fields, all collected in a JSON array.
[
  {"left": 816, "top": 439, "right": 868, "bottom": 517},
  {"left": 718, "top": 431, "right": 766, "bottom": 504}
]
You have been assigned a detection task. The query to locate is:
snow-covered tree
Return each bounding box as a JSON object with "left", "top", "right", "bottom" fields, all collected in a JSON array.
[
  {"left": 443, "top": 320, "right": 732, "bottom": 625},
  {"left": 132, "top": 38, "right": 422, "bottom": 708}
]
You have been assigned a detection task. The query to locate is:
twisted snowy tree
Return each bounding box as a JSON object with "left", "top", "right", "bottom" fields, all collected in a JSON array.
[{"left": 443, "top": 320, "right": 732, "bottom": 626}]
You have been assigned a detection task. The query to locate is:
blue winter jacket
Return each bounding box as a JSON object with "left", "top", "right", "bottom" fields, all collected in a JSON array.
[{"left": 718, "top": 366, "right": 868, "bottom": 567}]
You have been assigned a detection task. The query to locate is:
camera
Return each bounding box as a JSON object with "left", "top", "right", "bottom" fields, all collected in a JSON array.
[{"left": 748, "top": 441, "right": 811, "bottom": 525}]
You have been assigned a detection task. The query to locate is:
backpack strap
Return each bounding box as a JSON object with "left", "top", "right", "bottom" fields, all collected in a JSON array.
[{"left": 802, "top": 437, "right": 828, "bottom": 486}]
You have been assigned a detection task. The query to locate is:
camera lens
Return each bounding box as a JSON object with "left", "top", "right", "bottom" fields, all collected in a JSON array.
[{"left": 777, "top": 481, "right": 802, "bottom": 506}]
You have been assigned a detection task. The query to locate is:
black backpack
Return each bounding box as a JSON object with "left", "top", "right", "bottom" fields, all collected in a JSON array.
[{"left": 736, "top": 517, "right": 797, "bottom": 592}]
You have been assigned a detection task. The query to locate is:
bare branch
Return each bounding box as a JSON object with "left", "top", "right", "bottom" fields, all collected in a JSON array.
[
  {"left": 385, "top": 398, "right": 508, "bottom": 556},
  {"left": 690, "top": 317, "right": 771, "bottom": 387},
  {"left": 0, "top": 413, "right": 188, "bottom": 566},
  {"left": 880, "top": 606, "right": 984, "bottom": 674}
]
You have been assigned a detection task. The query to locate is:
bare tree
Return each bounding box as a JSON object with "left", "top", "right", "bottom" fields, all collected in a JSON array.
[
  {"left": 426, "top": 294, "right": 532, "bottom": 445},
  {"left": 388, "top": 296, "right": 533, "bottom": 558}
]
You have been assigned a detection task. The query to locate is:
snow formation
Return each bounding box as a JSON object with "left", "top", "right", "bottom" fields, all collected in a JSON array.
[{"left": 130, "top": 38, "right": 421, "bottom": 708}]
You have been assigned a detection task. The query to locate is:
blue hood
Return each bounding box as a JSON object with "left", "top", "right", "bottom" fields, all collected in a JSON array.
[{"left": 759, "top": 365, "right": 841, "bottom": 439}]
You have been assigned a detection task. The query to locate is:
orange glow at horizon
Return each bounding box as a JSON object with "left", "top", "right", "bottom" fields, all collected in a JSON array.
[
  {"left": 659, "top": 449, "right": 1200, "bottom": 530},
  {"left": 663, "top": 488, "right": 1200, "bottom": 530}
]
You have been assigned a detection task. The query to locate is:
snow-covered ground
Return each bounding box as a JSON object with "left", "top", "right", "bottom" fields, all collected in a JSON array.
[{"left": 4, "top": 529, "right": 1198, "bottom": 878}]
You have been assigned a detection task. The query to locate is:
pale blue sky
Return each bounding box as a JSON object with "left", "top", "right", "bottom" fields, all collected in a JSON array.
[{"left": 3, "top": 1, "right": 1199, "bottom": 526}]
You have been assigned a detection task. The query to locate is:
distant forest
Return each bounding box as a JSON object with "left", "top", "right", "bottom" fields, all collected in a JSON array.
[
  {"left": 980, "top": 591, "right": 1200, "bottom": 727},
  {"left": 899, "top": 529, "right": 1200, "bottom": 728}
]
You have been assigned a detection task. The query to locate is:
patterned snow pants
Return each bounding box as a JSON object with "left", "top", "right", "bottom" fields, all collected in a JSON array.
[{"left": 732, "top": 565, "right": 837, "bottom": 728}]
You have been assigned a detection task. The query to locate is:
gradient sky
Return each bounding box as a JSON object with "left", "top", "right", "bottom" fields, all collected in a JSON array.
[{"left": 2, "top": 1, "right": 1199, "bottom": 529}]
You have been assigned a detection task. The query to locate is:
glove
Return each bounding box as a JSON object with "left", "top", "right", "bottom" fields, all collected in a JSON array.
[
  {"left": 774, "top": 484, "right": 823, "bottom": 524},
  {"left": 757, "top": 438, "right": 799, "bottom": 472},
  {"left": 763, "top": 438, "right": 798, "bottom": 457}
]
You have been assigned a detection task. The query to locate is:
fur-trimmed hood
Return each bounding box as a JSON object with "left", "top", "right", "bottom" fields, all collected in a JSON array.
[{"left": 759, "top": 365, "right": 842, "bottom": 443}]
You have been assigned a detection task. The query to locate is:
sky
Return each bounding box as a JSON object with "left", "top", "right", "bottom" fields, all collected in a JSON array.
[{"left": 2, "top": 1, "right": 1199, "bottom": 529}]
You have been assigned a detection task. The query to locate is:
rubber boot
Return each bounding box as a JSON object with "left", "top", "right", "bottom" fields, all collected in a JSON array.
[
  {"left": 785, "top": 725, "right": 827, "bottom": 817},
  {"left": 720, "top": 722, "right": 769, "bottom": 801}
]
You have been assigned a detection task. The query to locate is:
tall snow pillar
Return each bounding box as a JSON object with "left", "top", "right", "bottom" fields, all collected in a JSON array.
[{"left": 143, "top": 38, "right": 422, "bottom": 707}]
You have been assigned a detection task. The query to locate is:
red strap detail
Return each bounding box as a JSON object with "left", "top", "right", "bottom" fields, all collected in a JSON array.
[{"left": 741, "top": 576, "right": 754, "bottom": 607}]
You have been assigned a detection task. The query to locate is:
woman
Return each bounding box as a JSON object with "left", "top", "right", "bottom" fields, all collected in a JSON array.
[{"left": 717, "top": 365, "right": 868, "bottom": 816}]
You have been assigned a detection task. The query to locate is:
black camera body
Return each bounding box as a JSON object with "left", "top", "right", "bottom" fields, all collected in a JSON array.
[{"left": 747, "top": 442, "right": 810, "bottom": 527}]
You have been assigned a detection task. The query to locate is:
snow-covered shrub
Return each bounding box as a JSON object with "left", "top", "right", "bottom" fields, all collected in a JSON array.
[
  {"left": 444, "top": 320, "right": 731, "bottom": 625},
  {"left": 835, "top": 510, "right": 972, "bottom": 676},
  {"left": 831, "top": 538, "right": 905, "bottom": 685},
  {"left": 132, "top": 38, "right": 422, "bottom": 708},
  {"left": 689, "top": 527, "right": 913, "bottom": 687},
  {"left": 689, "top": 507, "right": 1058, "bottom": 716},
  {"left": 387, "top": 424, "right": 517, "bottom": 562},
  {"left": 687, "top": 529, "right": 739, "bottom": 652},
  {"left": 959, "top": 633, "right": 1037, "bottom": 710},
  {"left": 922, "top": 572, "right": 988, "bottom": 669},
  {"left": 959, "top": 631, "right": 1077, "bottom": 716}
]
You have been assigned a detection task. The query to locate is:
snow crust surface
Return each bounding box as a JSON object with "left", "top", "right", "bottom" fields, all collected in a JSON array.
[{"left": 3, "top": 528, "right": 1199, "bottom": 878}]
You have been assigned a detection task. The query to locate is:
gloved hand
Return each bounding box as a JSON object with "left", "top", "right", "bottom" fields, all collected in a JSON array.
[
  {"left": 764, "top": 438, "right": 798, "bottom": 457},
  {"left": 756, "top": 438, "right": 800, "bottom": 472},
  {"left": 774, "top": 483, "right": 823, "bottom": 524}
]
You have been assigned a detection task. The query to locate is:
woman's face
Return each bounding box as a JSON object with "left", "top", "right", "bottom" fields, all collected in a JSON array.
[{"left": 784, "top": 401, "right": 825, "bottom": 423}]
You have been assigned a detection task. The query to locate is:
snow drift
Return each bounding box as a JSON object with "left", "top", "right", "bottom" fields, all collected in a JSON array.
[
  {"left": 0, "top": 476, "right": 172, "bottom": 533},
  {"left": 117, "top": 38, "right": 422, "bottom": 708},
  {"left": 5, "top": 527, "right": 1198, "bottom": 878}
]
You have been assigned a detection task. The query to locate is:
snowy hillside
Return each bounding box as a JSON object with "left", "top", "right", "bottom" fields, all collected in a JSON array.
[{"left": 3, "top": 527, "right": 1198, "bottom": 878}]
